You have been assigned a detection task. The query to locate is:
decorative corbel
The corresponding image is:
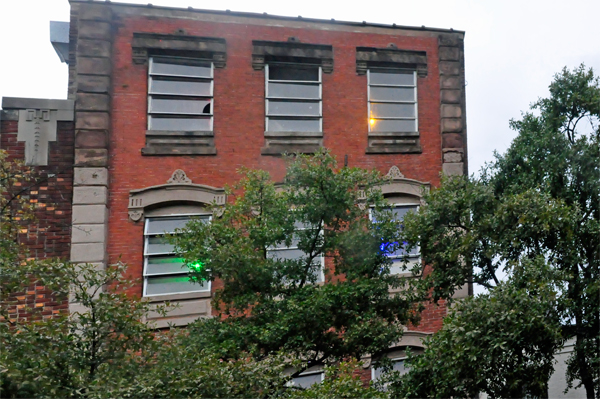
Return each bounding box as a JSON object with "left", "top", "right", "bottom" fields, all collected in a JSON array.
[
  {"left": 132, "top": 47, "right": 148, "bottom": 65},
  {"left": 252, "top": 54, "right": 265, "bottom": 71}
]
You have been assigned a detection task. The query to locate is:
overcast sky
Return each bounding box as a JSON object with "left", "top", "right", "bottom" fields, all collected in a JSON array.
[{"left": 1, "top": 0, "right": 599, "bottom": 174}]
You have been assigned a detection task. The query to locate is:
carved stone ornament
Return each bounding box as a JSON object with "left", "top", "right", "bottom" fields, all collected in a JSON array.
[
  {"left": 386, "top": 165, "right": 405, "bottom": 180},
  {"left": 167, "top": 169, "right": 192, "bottom": 184},
  {"left": 128, "top": 210, "right": 143, "bottom": 222}
]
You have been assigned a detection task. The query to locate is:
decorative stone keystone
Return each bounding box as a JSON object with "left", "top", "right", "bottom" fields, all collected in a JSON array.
[
  {"left": 167, "top": 169, "right": 192, "bottom": 184},
  {"left": 385, "top": 165, "right": 405, "bottom": 180}
]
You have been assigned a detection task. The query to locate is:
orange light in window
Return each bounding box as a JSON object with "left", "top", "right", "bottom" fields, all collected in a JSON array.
[{"left": 369, "top": 118, "right": 376, "bottom": 126}]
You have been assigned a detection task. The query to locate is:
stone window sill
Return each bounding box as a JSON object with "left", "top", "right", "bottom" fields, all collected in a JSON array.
[
  {"left": 366, "top": 131, "right": 422, "bottom": 154},
  {"left": 261, "top": 131, "right": 323, "bottom": 155},
  {"left": 142, "top": 130, "right": 216, "bottom": 155}
]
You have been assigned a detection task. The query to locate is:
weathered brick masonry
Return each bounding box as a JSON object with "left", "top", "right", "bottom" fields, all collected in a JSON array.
[
  {"left": 2, "top": 0, "right": 468, "bottom": 378},
  {"left": 62, "top": 0, "right": 468, "bottom": 330},
  {"left": 1, "top": 111, "right": 74, "bottom": 321}
]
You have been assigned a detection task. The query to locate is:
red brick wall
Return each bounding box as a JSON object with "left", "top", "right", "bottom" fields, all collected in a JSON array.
[
  {"left": 1, "top": 118, "right": 74, "bottom": 321},
  {"left": 107, "top": 16, "right": 443, "bottom": 305}
]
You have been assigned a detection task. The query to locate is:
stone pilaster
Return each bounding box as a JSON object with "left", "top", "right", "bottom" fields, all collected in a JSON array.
[
  {"left": 69, "top": 2, "right": 113, "bottom": 314},
  {"left": 438, "top": 33, "right": 467, "bottom": 176}
]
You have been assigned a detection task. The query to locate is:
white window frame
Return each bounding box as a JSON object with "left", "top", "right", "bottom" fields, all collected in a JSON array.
[
  {"left": 371, "top": 357, "right": 408, "bottom": 382},
  {"left": 290, "top": 369, "right": 325, "bottom": 388},
  {"left": 370, "top": 203, "right": 420, "bottom": 273},
  {"left": 147, "top": 56, "right": 214, "bottom": 131},
  {"left": 267, "top": 221, "right": 325, "bottom": 283},
  {"left": 367, "top": 69, "right": 418, "bottom": 133},
  {"left": 143, "top": 214, "right": 211, "bottom": 297},
  {"left": 265, "top": 63, "right": 322, "bottom": 133}
]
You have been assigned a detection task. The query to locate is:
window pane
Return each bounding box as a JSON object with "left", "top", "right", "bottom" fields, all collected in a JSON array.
[
  {"left": 150, "top": 60, "right": 211, "bottom": 78},
  {"left": 149, "top": 79, "right": 211, "bottom": 96},
  {"left": 370, "top": 119, "right": 416, "bottom": 132},
  {"left": 271, "top": 235, "right": 301, "bottom": 249},
  {"left": 374, "top": 206, "right": 419, "bottom": 258},
  {"left": 268, "top": 118, "right": 320, "bottom": 132},
  {"left": 372, "top": 206, "right": 418, "bottom": 224},
  {"left": 146, "top": 217, "right": 197, "bottom": 235},
  {"left": 370, "top": 71, "right": 414, "bottom": 86},
  {"left": 370, "top": 103, "right": 415, "bottom": 118},
  {"left": 268, "top": 101, "right": 320, "bottom": 116},
  {"left": 145, "top": 236, "right": 174, "bottom": 255},
  {"left": 149, "top": 116, "right": 211, "bottom": 131},
  {"left": 269, "top": 66, "right": 319, "bottom": 81},
  {"left": 268, "top": 83, "right": 320, "bottom": 99},
  {"left": 292, "top": 372, "right": 323, "bottom": 388},
  {"left": 386, "top": 241, "right": 419, "bottom": 258},
  {"left": 268, "top": 249, "right": 323, "bottom": 282},
  {"left": 146, "top": 218, "right": 186, "bottom": 235},
  {"left": 268, "top": 248, "right": 305, "bottom": 261},
  {"left": 369, "top": 87, "right": 415, "bottom": 102},
  {"left": 149, "top": 98, "right": 211, "bottom": 115},
  {"left": 146, "top": 256, "right": 188, "bottom": 275},
  {"left": 373, "top": 359, "right": 408, "bottom": 380},
  {"left": 391, "top": 206, "right": 417, "bottom": 221},
  {"left": 146, "top": 275, "right": 208, "bottom": 296}
]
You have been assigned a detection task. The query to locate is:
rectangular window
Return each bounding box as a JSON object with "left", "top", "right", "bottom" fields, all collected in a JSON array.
[
  {"left": 371, "top": 204, "right": 419, "bottom": 274},
  {"left": 368, "top": 69, "right": 417, "bottom": 133},
  {"left": 143, "top": 215, "right": 210, "bottom": 297},
  {"left": 291, "top": 370, "right": 324, "bottom": 388},
  {"left": 268, "top": 221, "right": 324, "bottom": 283},
  {"left": 148, "top": 57, "right": 213, "bottom": 132},
  {"left": 265, "top": 64, "right": 322, "bottom": 132},
  {"left": 372, "top": 358, "right": 408, "bottom": 381}
]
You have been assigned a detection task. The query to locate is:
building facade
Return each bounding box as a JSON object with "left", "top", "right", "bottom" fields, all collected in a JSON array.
[{"left": 1, "top": 0, "right": 468, "bottom": 382}]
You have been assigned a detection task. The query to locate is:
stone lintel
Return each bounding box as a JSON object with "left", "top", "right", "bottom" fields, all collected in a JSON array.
[
  {"left": 252, "top": 40, "right": 333, "bottom": 73},
  {"left": 356, "top": 47, "right": 427, "bottom": 76},
  {"left": 132, "top": 32, "right": 227, "bottom": 67}
]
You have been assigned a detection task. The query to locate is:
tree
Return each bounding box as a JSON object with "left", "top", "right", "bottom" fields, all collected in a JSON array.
[
  {"left": 1, "top": 264, "right": 166, "bottom": 398},
  {"left": 0, "top": 148, "right": 411, "bottom": 398},
  {"left": 397, "top": 65, "right": 599, "bottom": 397},
  {"left": 173, "top": 149, "right": 423, "bottom": 375},
  {"left": 389, "top": 257, "right": 563, "bottom": 398},
  {"left": 1, "top": 150, "right": 164, "bottom": 397}
]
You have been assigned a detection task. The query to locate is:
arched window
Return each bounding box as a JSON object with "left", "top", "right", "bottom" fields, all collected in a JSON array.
[
  {"left": 128, "top": 170, "right": 226, "bottom": 327},
  {"left": 375, "top": 166, "right": 429, "bottom": 275}
]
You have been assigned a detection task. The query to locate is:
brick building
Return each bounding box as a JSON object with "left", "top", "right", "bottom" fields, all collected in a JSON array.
[{"left": 1, "top": 0, "right": 468, "bottom": 383}]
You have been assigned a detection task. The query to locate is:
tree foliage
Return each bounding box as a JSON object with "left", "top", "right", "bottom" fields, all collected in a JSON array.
[
  {"left": 397, "top": 65, "right": 599, "bottom": 397},
  {"left": 0, "top": 149, "right": 403, "bottom": 398},
  {"left": 389, "top": 257, "right": 563, "bottom": 398},
  {"left": 173, "top": 149, "right": 423, "bottom": 373},
  {"left": 1, "top": 262, "right": 167, "bottom": 398}
]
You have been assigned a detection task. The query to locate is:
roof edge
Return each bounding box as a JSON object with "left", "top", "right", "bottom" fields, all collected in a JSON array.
[{"left": 68, "top": 0, "right": 465, "bottom": 35}]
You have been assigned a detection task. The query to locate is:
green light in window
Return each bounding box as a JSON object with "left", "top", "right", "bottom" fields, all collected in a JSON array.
[{"left": 188, "top": 261, "right": 204, "bottom": 272}]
